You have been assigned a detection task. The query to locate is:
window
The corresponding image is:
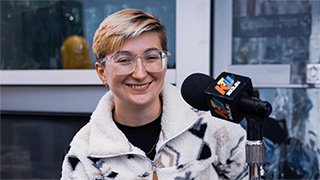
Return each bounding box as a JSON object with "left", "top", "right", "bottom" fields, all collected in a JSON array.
[
  {"left": 214, "top": 1, "right": 320, "bottom": 179},
  {"left": 1, "top": 0, "right": 176, "bottom": 70}
]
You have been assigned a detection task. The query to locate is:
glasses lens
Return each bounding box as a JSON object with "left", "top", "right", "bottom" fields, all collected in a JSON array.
[
  {"left": 110, "top": 51, "right": 169, "bottom": 75},
  {"left": 112, "top": 53, "right": 135, "bottom": 75},
  {"left": 143, "top": 50, "right": 166, "bottom": 72}
]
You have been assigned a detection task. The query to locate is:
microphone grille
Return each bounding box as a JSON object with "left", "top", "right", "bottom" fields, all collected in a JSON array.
[{"left": 181, "top": 73, "right": 214, "bottom": 111}]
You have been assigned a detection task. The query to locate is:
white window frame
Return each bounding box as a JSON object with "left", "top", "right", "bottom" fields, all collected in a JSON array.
[{"left": 0, "top": 0, "right": 211, "bottom": 87}]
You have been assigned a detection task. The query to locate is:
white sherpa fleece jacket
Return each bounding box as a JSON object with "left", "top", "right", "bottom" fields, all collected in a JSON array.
[{"left": 61, "top": 83, "right": 248, "bottom": 180}]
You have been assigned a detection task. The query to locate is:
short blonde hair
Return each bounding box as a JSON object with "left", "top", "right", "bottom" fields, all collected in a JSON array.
[{"left": 93, "top": 9, "right": 168, "bottom": 61}]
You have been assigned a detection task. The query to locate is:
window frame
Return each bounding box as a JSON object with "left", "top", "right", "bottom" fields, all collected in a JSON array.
[{"left": 0, "top": 0, "right": 211, "bottom": 87}]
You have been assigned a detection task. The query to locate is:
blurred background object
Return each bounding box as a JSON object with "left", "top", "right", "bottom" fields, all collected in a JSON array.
[{"left": 61, "top": 35, "right": 92, "bottom": 69}]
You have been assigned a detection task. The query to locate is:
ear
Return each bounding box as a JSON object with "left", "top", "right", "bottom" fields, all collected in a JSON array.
[{"left": 95, "top": 62, "right": 108, "bottom": 86}]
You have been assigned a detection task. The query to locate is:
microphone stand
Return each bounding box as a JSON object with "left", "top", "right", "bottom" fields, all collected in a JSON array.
[{"left": 245, "top": 115, "right": 266, "bottom": 180}]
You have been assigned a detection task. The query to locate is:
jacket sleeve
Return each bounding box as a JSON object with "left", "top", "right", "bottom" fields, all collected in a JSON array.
[{"left": 211, "top": 120, "right": 249, "bottom": 180}]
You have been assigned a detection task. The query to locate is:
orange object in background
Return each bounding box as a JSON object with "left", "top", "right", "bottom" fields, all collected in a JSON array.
[{"left": 61, "top": 35, "right": 93, "bottom": 69}]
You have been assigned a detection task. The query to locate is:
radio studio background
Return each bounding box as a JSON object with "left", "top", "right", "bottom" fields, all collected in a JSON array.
[{"left": 1, "top": 0, "right": 319, "bottom": 179}]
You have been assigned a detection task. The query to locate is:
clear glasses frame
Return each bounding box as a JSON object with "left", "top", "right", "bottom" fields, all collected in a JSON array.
[{"left": 98, "top": 50, "right": 171, "bottom": 75}]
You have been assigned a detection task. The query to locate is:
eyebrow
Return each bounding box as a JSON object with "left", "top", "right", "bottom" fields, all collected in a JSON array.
[{"left": 116, "top": 48, "right": 160, "bottom": 54}]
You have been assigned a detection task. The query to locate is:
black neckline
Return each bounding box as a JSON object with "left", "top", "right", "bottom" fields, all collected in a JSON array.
[
  {"left": 114, "top": 115, "right": 161, "bottom": 134},
  {"left": 114, "top": 115, "right": 162, "bottom": 160}
]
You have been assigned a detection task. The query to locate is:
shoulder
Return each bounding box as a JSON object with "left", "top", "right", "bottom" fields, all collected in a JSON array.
[
  {"left": 201, "top": 112, "right": 246, "bottom": 135},
  {"left": 199, "top": 112, "right": 246, "bottom": 149},
  {"left": 67, "top": 122, "right": 91, "bottom": 156}
]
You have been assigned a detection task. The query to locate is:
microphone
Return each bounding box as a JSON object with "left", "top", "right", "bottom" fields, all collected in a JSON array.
[
  {"left": 181, "top": 72, "right": 272, "bottom": 124},
  {"left": 181, "top": 72, "right": 272, "bottom": 179}
]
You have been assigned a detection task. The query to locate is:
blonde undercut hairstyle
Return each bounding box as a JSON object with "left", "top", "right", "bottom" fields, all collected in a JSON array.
[{"left": 93, "top": 9, "right": 168, "bottom": 61}]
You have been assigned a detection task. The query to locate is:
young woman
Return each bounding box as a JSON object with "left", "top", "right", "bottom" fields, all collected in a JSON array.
[{"left": 61, "top": 9, "right": 248, "bottom": 180}]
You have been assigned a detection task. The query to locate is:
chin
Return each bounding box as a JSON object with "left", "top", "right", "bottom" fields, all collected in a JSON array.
[{"left": 129, "top": 94, "right": 159, "bottom": 106}]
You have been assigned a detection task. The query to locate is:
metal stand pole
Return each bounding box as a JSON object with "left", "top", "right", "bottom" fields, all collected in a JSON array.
[
  {"left": 246, "top": 117, "right": 265, "bottom": 180},
  {"left": 246, "top": 140, "right": 265, "bottom": 180}
]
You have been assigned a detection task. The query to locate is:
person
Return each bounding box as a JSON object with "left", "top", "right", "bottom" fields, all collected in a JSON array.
[{"left": 61, "top": 9, "right": 248, "bottom": 180}]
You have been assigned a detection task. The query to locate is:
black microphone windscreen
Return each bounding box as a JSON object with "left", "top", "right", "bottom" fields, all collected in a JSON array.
[{"left": 181, "top": 73, "right": 214, "bottom": 111}]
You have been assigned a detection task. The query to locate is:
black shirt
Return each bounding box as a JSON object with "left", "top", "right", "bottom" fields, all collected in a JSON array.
[{"left": 114, "top": 116, "right": 161, "bottom": 160}]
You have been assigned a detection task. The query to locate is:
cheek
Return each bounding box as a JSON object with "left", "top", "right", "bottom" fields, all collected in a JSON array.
[
  {"left": 159, "top": 69, "right": 167, "bottom": 81},
  {"left": 153, "top": 71, "right": 166, "bottom": 88},
  {"left": 104, "top": 66, "right": 116, "bottom": 84}
]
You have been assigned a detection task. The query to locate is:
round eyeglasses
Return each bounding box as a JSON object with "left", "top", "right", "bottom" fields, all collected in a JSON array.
[{"left": 98, "top": 50, "right": 171, "bottom": 75}]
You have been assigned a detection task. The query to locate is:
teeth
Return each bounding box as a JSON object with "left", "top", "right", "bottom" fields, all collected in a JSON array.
[{"left": 129, "top": 84, "right": 149, "bottom": 89}]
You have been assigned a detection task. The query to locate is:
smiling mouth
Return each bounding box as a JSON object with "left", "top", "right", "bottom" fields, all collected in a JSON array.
[{"left": 127, "top": 82, "right": 152, "bottom": 89}]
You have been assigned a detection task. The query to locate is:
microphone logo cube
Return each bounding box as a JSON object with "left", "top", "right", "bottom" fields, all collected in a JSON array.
[{"left": 205, "top": 72, "right": 254, "bottom": 123}]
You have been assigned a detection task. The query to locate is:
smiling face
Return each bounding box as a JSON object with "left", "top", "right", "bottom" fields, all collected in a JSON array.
[{"left": 96, "top": 31, "right": 167, "bottom": 109}]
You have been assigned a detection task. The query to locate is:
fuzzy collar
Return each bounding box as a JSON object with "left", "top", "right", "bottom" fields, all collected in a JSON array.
[{"left": 88, "top": 83, "right": 198, "bottom": 157}]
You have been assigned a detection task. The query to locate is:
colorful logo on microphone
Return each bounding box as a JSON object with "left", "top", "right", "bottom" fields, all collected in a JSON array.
[
  {"left": 210, "top": 98, "right": 233, "bottom": 120},
  {"left": 215, "top": 75, "right": 240, "bottom": 96}
]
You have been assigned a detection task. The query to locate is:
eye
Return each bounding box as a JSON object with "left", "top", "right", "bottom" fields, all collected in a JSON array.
[
  {"left": 116, "top": 57, "right": 131, "bottom": 63},
  {"left": 114, "top": 54, "right": 133, "bottom": 64},
  {"left": 144, "top": 52, "right": 161, "bottom": 61}
]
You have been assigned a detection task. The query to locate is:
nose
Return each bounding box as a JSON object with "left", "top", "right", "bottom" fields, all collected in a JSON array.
[{"left": 131, "top": 57, "right": 148, "bottom": 80}]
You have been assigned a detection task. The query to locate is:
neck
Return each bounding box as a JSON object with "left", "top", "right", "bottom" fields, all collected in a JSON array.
[{"left": 113, "top": 97, "right": 162, "bottom": 127}]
